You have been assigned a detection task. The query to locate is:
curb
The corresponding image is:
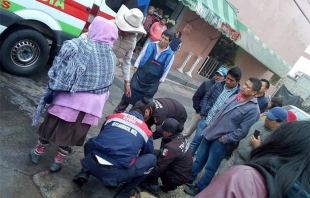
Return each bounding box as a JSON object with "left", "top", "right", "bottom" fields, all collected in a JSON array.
[{"left": 166, "top": 73, "right": 199, "bottom": 89}]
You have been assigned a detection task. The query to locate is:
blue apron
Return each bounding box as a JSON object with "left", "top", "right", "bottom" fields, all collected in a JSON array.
[{"left": 122, "top": 49, "right": 168, "bottom": 105}]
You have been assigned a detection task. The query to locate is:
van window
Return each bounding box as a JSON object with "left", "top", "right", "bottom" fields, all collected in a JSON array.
[{"left": 106, "top": 0, "right": 138, "bottom": 13}]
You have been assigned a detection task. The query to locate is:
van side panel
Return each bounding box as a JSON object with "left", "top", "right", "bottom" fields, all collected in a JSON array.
[{"left": 9, "top": 0, "right": 86, "bottom": 36}]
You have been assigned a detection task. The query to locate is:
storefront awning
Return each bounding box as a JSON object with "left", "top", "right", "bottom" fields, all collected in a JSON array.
[
  {"left": 179, "top": 0, "right": 240, "bottom": 40},
  {"left": 235, "top": 22, "right": 292, "bottom": 78}
]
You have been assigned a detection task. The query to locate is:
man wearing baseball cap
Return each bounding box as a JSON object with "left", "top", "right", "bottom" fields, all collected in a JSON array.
[
  {"left": 140, "top": 118, "right": 192, "bottom": 195},
  {"left": 189, "top": 67, "right": 241, "bottom": 156},
  {"left": 182, "top": 66, "right": 228, "bottom": 138},
  {"left": 218, "top": 106, "right": 288, "bottom": 174}
]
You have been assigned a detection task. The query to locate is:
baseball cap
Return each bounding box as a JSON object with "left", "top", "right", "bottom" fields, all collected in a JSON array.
[
  {"left": 287, "top": 110, "right": 297, "bottom": 122},
  {"left": 266, "top": 107, "right": 288, "bottom": 122},
  {"left": 215, "top": 66, "right": 228, "bottom": 77},
  {"left": 158, "top": 118, "right": 181, "bottom": 134}
]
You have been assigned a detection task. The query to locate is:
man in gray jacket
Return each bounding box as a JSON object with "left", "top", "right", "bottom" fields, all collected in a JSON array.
[{"left": 184, "top": 77, "right": 262, "bottom": 196}]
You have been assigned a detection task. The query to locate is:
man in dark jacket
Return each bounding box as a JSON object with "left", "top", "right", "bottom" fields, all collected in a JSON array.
[
  {"left": 190, "top": 67, "right": 241, "bottom": 155},
  {"left": 182, "top": 66, "right": 227, "bottom": 138},
  {"left": 140, "top": 118, "right": 192, "bottom": 195},
  {"left": 256, "top": 78, "right": 270, "bottom": 113},
  {"left": 146, "top": 97, "right": 188, "bottom": 139},
  {"left": 73, "top": 98, "right": 156, "bottom": 198},
  {"left": 169, "top": 31, "right": 182, "bottom": 52}
]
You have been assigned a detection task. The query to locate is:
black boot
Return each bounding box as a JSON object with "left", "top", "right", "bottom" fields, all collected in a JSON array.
[
  {"left": 73, "top": 169, "right": 90, "bottom": 186},
  {"left": 140, "top": 180, "right": 159, "bottom": 196}
]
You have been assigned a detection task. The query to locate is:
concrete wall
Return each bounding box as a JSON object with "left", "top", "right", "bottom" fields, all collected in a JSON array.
[
  {"left": 172, "top": 8, "right": 277, "bottom": 95},
  {"left": 229, "top": 0, "right": 310, "bottom": 67},
  {"left": 283, "top": 75, "right": 310, "bottom": 100},
  {"left": 172, "top": 10, "right": 220, "bottom": 77},
  {"left": 234, "top": 50, "right": 275, "bottom": 96}
]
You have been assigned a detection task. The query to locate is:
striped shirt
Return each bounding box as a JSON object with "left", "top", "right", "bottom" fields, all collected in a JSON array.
[{"left": 205, "top": 85, "right": 239, "bottom": 125}]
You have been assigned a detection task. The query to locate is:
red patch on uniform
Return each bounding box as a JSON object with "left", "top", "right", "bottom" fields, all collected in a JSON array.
[{"left": 162, "top": 148, "right": 169, "bottom": 156}]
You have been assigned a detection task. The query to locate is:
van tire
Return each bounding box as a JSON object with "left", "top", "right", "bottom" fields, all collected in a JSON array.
[{"left": 0, "top": 29, "right": 49, "bottom": 76}]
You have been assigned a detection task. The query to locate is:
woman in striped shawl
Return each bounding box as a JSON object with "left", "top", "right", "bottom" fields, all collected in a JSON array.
[{"left": 30, "top": 16, "right": 118, "bottom": 172}]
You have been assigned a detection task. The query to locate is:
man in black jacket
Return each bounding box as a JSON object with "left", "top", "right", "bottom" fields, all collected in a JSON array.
[
  {"left": 146, "top": 97, "right": 188, "bottom": 139},
  {"left": 182, "top": 67, "right": 227, "bottom": 138},
  {"left": 140, "top": 118, "right": 192, "bottom": 195}
]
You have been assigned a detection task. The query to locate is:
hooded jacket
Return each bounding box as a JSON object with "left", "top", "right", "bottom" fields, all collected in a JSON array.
[{"left": 195, "top": 165, "right": 310, "bottom": 198}]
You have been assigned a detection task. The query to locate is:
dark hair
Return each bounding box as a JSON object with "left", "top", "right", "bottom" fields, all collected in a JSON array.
[
  {"left": 130, "top": 97, "right": 152, "bottom": 117},
  {"left": 250, "top": 121, "right": 310, "bottom": 197},
  {"left": 227, "top": 67, "right": 242, "bottom": 81},
  {"left": 176, "top": 124, "right": 184, "bottom": 133},
  {"left": 177, "top": 31, "right": 182, "bottom": 38},
  {"left": 270, "top": 96, "right": 284, "bottom": 108},
  {"left": 261, "top": 78, "right": 270, "bottom": 89},
  {"left": 249, "top": 77, "right": 262, "bottom": 92},
  {"left": 162, "top": 30, "right": 174, "bottom": 41}
]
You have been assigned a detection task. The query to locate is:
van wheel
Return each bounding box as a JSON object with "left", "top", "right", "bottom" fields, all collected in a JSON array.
[{"left": 0, "top": 29, "right": 49, "bottom": 76}]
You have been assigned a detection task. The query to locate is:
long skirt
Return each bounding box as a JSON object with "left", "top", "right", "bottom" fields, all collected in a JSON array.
[{"left": 37, "top": 112, "right": 91, "bottom": 147}]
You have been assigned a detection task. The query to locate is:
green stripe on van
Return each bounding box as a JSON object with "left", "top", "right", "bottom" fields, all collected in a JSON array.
[
  {"left": 4, "top": 2, "right": 82, "bottom": 37},
  {"left": 57, "top": 20, "right": 82, "bottom": 37},
  {"left": 7, "top": 2, "right": 25, "bottom": 12}
]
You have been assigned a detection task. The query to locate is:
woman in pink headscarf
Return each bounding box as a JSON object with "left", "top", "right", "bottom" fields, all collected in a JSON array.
[{"left": 30, "top": 17, "right": 118, "bottom": 172}]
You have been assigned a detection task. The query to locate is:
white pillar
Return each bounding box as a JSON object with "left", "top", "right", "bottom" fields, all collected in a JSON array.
[
  {"left": 177, "top": 51, "right": 193, "bottom": 73},
  {"left": 185, "top": 56, "right": 203, "bottom": 77}
]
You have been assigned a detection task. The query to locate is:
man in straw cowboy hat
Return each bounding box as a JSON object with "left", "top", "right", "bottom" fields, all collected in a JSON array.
[
  {"left": 113, "top": 5, "right": 146, "bottom": 99},
  {"left": 80, "top": 5, "right": 146, "bottom": 100}
]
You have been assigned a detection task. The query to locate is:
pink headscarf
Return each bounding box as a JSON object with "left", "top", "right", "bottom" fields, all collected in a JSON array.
[{"left": 88, "top": 16, "right": 118, "bottom": 47}]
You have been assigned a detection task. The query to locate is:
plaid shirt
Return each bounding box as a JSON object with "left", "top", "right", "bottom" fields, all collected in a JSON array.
[{"left": 205, "top": 85, "right": 239, "bottom": 125}]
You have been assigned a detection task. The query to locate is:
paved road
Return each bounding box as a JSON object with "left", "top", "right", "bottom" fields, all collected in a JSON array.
[{"left": 0, "top": 67, "right": 195, "bottom": 198}]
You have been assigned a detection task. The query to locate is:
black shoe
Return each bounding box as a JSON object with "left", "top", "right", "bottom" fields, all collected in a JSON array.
[
  {"left": 72, "top": 170, "right": 89, "bottom": 186},
  {"left": 140, "top": 182, "right": 159, "bottom": 195},
  {"left": 184, "top": 185, "right": 200, "bottom": 196},
  {"left": 114, "top": 189, "right": 136, "bottom": 198}
]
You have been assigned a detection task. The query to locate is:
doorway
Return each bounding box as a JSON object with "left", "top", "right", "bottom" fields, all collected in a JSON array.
[{"left": 198, "top": 36, "right": 240, "bottom": 78}]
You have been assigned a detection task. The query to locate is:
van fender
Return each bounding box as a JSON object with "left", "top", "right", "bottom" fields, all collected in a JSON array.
[{"left": 14, "top": 9, "right": 62, "bottom": 31}]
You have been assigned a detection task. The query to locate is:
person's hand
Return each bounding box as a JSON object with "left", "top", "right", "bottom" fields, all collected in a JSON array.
[
  {"left": 143, "top": 34, "right": 146, "bottom": 37},
  {"left": 124, "top": 83, "right": 131, "bottom": 97},
  {"left": 218, "top": 137, "right": 223, "bottom": 142},
  {"left": 250, "top": 135, "right": 261, "bottom": 148},
  {"left": 201, "top": 116, "right": 206, "bottom": 119}
]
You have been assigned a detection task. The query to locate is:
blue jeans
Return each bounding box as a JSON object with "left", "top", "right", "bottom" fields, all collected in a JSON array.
[
  {"left": 190, "top": 119, "right": 207, "bottom": 155},
  {"left": 190, "top": 138, "right": 227, "bottom": 191}
]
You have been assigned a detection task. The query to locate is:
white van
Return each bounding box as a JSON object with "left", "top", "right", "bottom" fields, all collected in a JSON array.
[{"left": 0, "top": 0, "right": 150, "bottom": 76}]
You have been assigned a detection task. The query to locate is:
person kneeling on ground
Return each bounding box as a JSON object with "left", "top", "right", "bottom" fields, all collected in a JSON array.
[
  {"left": 73, "top": 98, "right": 156, "bottom": 198},
  {"left": 140, "top": 118, "right": 192, "bottom": 195},
  {"left": 146, "top": 97, "right": 188, "bottom": 139}
]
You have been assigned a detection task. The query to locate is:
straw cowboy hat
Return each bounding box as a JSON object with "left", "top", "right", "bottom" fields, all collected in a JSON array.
[{"left": 115, "top": 5, "right": 146, "bottom": 34}]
